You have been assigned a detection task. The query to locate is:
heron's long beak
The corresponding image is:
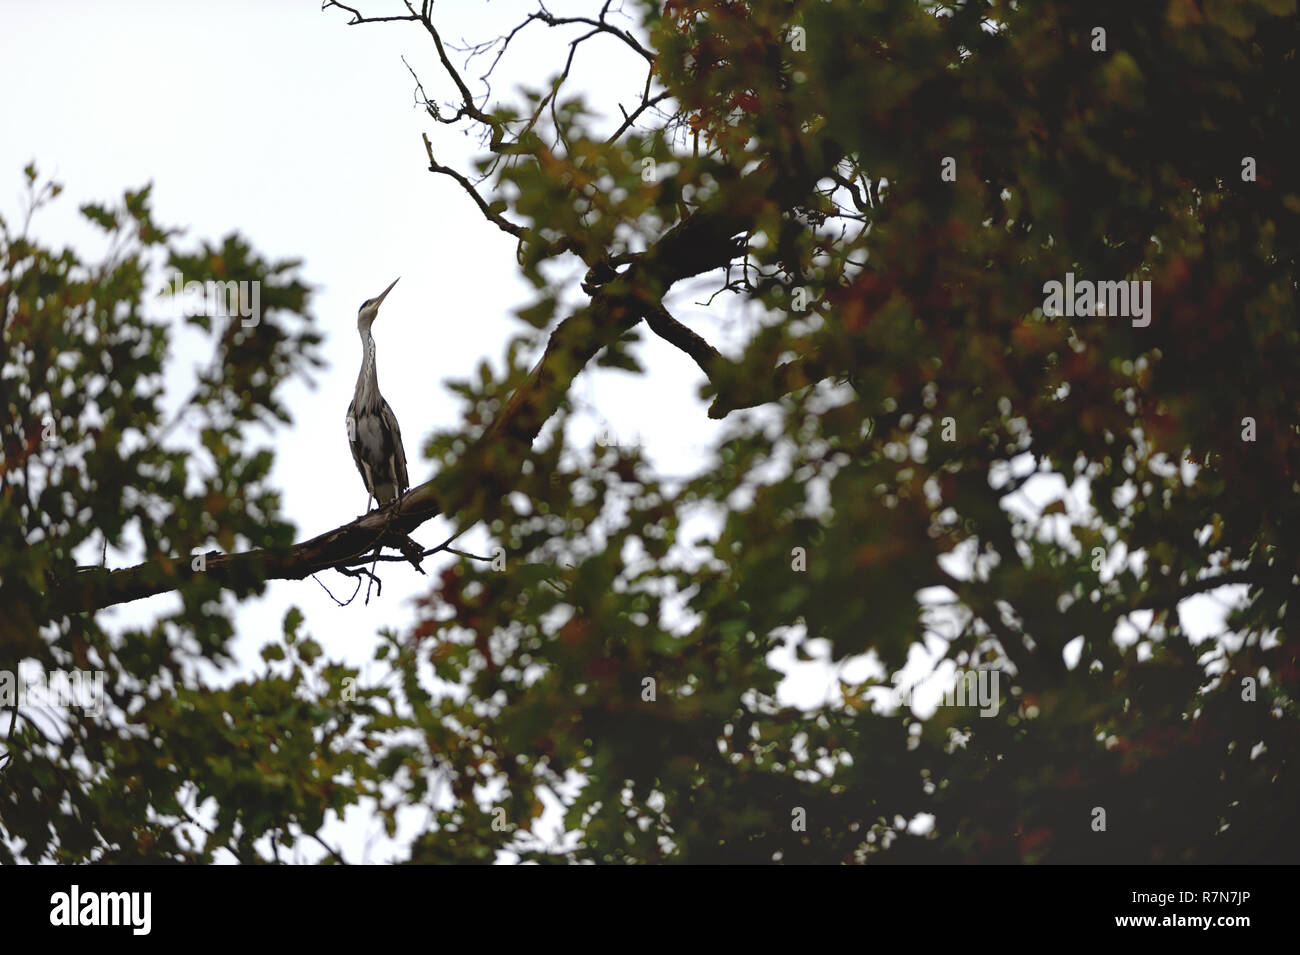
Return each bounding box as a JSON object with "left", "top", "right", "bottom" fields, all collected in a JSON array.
[{"left": 377, "top": 277, "right": 400, "bottom": 305}]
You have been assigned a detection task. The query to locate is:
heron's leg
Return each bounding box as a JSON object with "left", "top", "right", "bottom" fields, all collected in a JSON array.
[{"left": 360, "top": 461, "right": 377, "bottom": 516}]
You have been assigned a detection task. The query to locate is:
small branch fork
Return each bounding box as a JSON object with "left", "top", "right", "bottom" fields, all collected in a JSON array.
[{"left": 314, "top": 527, "right": 492, "bottom": 607}]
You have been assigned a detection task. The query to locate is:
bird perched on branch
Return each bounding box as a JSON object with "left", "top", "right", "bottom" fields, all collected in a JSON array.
[{"left": 346, "top": 277, "right": 410, "bottom": 512}]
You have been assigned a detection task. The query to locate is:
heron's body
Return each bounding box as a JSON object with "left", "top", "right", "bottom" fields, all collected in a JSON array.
[{"left": 347, "top": 278, "right": 409, "bottom": 510}]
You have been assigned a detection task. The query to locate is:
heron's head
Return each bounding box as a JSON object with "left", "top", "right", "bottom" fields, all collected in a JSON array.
[{"left": 357, "top": 277, "right": 400, "bottom": 331}]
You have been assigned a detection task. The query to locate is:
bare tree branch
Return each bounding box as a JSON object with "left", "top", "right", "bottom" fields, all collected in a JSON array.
[
  {"left": 406, "top": 0, "right": 501, "bottom": 131},
  {"left": 421, "top": 133, "right": 524, "bottom": 240},
  {"left": 639, "top": 299, "right": 724, "bottom": 380},
  {"left": 606, "top": 89, "right": 671, "bottom": 145},
  {"left": 321, "top": 0, "right": 418, "bottom": 27}
]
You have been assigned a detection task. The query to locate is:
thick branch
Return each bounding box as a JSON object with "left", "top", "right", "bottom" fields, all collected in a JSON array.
[
  {"left": 44, "top": 495, "right": 441, "bottom": 620},
  {"left": 640, "top": 299, "right": 724, "bottom": 380},
  {"left": 637, "top": 296, "right": 844, "bottom": 420}
]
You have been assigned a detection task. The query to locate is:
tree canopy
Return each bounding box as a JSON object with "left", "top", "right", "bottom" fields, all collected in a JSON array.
[{"left": 2, "top": 0, "right": 1297, "bottom": 863}]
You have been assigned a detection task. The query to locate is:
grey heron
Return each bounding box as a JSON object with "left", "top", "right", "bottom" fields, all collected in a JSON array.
[{"left": 346, "top": 277, "right": 410, "bottom": 513}]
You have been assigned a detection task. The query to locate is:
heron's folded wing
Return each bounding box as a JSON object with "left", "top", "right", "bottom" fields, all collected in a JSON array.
[
  {"left": 381, "top": 398, "right": 410, "bottom": 494},
  {"left": 345, "top": 400, "right": 372, "bottom": 492}
]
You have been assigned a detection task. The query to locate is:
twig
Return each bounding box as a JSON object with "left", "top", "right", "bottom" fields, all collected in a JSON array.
[
  {"left": 313, "top": 571, "right": 363, "bottom": 606},
  {"left": 606, "top": 90, "right": 672, "bottom": 144},
  {"left": 336, "top": 564, "right": 382, "bottom": 601},
  {"left": 421, "top": 132, "right": 523, "bottom": 237},
  {"left": 321, "top": 0, "right": 418, "bottom": 26},
  {"left": 312, "top": 832, "right": 348, "bottom": 864}
]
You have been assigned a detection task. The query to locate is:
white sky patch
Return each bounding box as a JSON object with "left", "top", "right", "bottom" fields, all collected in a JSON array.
[
  {"left": 1063, "top": 634, "right": 1085, "bottom": 670},
  {"left": 1178, "top": 586, "right": 1249, "bottom": 645}
]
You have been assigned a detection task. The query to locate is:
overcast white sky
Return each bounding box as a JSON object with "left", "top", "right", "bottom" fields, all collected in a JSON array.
[{"left": 2, "top": 0, "right": 1241, "bottom": 863}]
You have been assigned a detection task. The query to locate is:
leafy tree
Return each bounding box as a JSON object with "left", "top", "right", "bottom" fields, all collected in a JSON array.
[{"left": 3, "top": 0, "right": 1297, "bottom": 862}]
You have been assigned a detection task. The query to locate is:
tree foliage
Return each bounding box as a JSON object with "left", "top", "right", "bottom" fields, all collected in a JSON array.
[{"left": 2, "top": 0, "right": 1297, "bottom": 862}]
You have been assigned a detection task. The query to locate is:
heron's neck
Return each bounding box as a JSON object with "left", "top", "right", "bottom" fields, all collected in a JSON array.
[{"left": 356, "top": 325, "right": 379, "bottom": 396}]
